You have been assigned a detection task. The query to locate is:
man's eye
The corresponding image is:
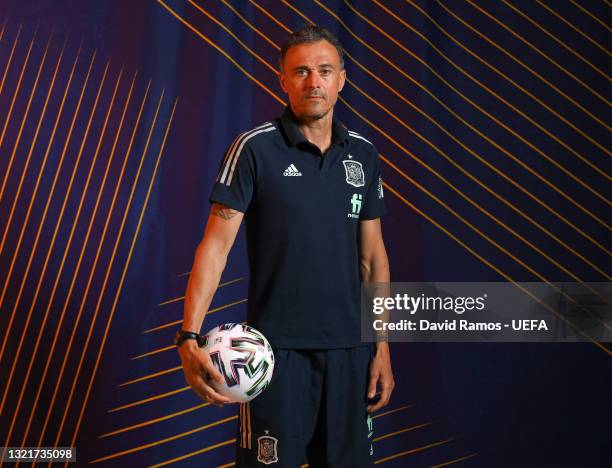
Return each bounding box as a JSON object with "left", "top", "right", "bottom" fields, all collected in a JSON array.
[
  {"left": 320, "top": 69, "right": 332, "bottom": 76},
  {"left": 296, "top": 70, "right": 307, "bottom": 76}
]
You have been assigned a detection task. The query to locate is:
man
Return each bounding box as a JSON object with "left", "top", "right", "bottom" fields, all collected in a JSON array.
[{"left": 177, "top": 25, "right": 394, "bottom": 467}]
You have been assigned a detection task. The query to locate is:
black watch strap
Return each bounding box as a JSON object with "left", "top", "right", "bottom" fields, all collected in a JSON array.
[{"left": 174, "top": 330, "right": 206, "bottom": 348}]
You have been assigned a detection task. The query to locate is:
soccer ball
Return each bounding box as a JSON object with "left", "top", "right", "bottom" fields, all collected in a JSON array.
[{"left": 202, "top": 323, "right": 275, "bottom": 403}]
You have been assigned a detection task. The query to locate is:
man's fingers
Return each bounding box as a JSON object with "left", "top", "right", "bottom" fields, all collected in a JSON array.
[
  {"left": 367, "top": 390, "right": 385, "bottom": 413},
  {"left": 193, "top": 373, "right": 231, "bottom": 405},
  {"left": 383, "top": 376, "right": 395, "bottom": 403},
  {"left": 190, "top": 383, "right": 210, "bottom": 402},
  {"left": 200, "top": 356, "right": 224, "bottom": 384},
  {"left": 179, "top": 345, "right": 229, "bottom": 405},
  {"left": 190, "top": 374, "right": 231, "bottom": 406},
  {"left": 368, "top": 378, "right": 394, "bottom": 413},
  {"left": 367, "top": 372, "right": 379, "bottom": 398},
  {"left": 203, "top": 384, "right": 232, "bottom": 405}
]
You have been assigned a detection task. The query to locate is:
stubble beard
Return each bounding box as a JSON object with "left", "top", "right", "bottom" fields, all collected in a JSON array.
[{"left": 302, "top": 99, "right": 331, "bottom": 122}]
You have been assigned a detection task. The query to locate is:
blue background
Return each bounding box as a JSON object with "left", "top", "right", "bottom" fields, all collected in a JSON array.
[{"left": 0, "top": 0, "right": 609, "bottom": 466}]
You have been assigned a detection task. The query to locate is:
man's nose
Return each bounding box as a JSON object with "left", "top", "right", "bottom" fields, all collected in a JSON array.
[{"left": 306, "top": 71, "right": 322, "bottom": 88}]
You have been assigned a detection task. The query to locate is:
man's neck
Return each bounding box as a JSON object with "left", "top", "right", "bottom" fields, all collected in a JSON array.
[{"left": 297, "top": 111, "right": 334, "bottom": 154}]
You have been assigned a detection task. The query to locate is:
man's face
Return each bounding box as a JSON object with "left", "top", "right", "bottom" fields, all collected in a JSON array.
[{"left": 279, "top": 40, "right": 346, "bottom": 122}]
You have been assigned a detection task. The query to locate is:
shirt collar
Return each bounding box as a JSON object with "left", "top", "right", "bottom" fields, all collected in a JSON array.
[{"left": 280, "top": 106, "right": 350, "bottom": 149}]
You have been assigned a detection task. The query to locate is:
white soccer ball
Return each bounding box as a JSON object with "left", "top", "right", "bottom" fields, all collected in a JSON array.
[{"left": 202, "top": 323, "right": 275, "bottom": 403}]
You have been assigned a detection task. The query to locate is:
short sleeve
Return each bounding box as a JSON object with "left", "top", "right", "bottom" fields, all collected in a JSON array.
[
  {"left": 359, "top": 151, "right": 386, "bottom": 220},
  {"left": 209, "top": 138, "right": 256, "bottom": 213}
]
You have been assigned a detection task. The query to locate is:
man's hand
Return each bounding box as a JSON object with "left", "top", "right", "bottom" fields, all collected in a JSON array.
[
  {"left": 367, "top": 342, "right": 394, "bottom": 413},
  {"left": 178, "top": 340, "right": 231, "bottom": 406}
]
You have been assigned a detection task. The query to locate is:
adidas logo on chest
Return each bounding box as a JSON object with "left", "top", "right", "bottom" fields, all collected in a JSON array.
[{"left": 283, "top": 164, "right": 302, "bottom": 176}]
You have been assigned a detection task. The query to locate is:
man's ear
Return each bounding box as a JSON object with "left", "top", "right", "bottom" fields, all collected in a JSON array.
[
  {"left": 278, "top": 71, "right": 288, "bottom": 93},
  {"left": 338, "top": 69, "right": 346, "bottom": 93}
]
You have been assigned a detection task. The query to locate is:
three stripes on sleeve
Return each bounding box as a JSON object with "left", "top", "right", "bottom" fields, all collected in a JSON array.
[{"left": 217, "top": 122, "right": 276, "bottom": 186}]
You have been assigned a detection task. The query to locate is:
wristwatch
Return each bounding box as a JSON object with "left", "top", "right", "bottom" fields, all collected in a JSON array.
[{"left": 174, "top": 330, "right": 206, "bottom": 348}]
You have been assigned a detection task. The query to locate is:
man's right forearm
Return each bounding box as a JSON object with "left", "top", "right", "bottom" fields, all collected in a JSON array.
[{"left": 182, "top": 241, "right": 228, "bottom": 333}]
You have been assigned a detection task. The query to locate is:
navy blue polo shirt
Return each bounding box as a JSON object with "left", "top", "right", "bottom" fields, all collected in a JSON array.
[{"left": 210, "top": 106, "right": 385, "bottom": 348}]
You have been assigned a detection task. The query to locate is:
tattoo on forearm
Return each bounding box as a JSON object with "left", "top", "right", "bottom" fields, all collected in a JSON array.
[{"left": 212, "top": 205, "right": 239, "bottom": 220}]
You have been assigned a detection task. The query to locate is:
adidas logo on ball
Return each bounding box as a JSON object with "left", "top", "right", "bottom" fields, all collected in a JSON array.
[{"left": 283, "top": 164, "right": 302, "bottom": 176}]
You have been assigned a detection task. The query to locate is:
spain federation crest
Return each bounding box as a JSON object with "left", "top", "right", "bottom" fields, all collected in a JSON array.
[
  {"left": 257, "top": 431, "right": 279, "bottom": 464},
  {"left": 342, "top": 159, "right": 365, "bottom": 187}
]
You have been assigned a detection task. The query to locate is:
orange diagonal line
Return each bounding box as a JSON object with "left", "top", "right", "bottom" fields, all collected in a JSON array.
[
  {"left": 249, "top": 0, "right": 291, "bottom": 32},
  {"left": 147, "top": 438, "right": 236, "bottom": 468},
  {"left": 217, "top": 462, "right": 236, "bottom": 468},
  {"left": 0, "top": 24, "right": 21, "bottom": 100},
  {"left": 18, "top": 48, "right": 98, "bottom": 450},
  {"left": 157, "top": 0, "right": 283, "bottom": 104},
  {"left": 430, "top": 453, "right": 479, "bottom": 468},
  {"left": 144, "top": 298, "right": 248, "bottom": 333},
  {"left": 89, "top": 418, "right": 237, "bottom": 464},
  {"left": 118, "top": 366, "right": 181, "bottom": 388},
  {"left": 374, "top": 422, "right": 433, "bottom": 442},
  {"left": 68, "top": 98, "right": 179, "bottom": 452},
  {"left": 0, "top": 25, "right": 30, "bottom": 151},
  {"left": 158, "top": 277, "right": 243, "bottom": 306},
  {"left": 0, "top": 37, "right": 70, "bottom": 442},
  {"left": 535, "top": 0, "right": 610, "bottom": 58},
  {"left": 131, "top": 345, "right": 176, "bottom": 360},
  {"left": 187, "top": 0, "right": 276, "bottom": 75},
  {"left": 216, "top": 0, "right": 279, "bottom": 53},
  {"left": 375, "top": 438, "right": 454, "bottom": 464},
  {"left": 509, "top": 0, "right": 609, "bottom": 76},
  {"left": 31, "top": 60, "right": 118, "bottom": 450},
  {"left": 465, "top": 0, "right": 609, "bottom": 106},
  {"left": 395, "top": 0, "right": 611, "bottom": 187},
  {"left": 373, "top": 404, "right": 412, "bottom": 419},
  {"left": 51, "top": 86, "right": 164, "bottom": 451},
  {"left": 434, "top": 0, "right": 611, "bottom": 156},
  {"left": 569, "top": 0, "right": 611, "bottom": 33},
  {"left": 108, "top": 386, "right": 190, "bottom": 413},
  {"left": 100, "top": 402, "right": 210, "bottom": 438}
]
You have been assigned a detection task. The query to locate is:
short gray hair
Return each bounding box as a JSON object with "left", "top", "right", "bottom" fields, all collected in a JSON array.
[{"left": 279, "top": 24, "right": 344, "bottom": 71}]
